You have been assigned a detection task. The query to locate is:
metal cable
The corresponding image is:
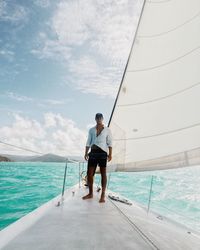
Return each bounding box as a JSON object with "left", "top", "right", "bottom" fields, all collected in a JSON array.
[
  {"left": 108, "top": 197, "right": 160, "bottom": 250},
  {"left": 0, "top": 140, "right": 43, "bottom": 155}
]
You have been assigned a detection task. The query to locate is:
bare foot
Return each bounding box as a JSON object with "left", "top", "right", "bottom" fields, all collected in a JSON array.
[
  {"left": 82, "top": 194, "right": 93, "bottom": 200},
  {"left": 99, "top": 194, "right": 105, "bottom": 203}
]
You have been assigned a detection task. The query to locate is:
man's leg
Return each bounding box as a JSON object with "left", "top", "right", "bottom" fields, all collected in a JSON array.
[
  {"left": 99, "top": 166, "right": 107, "bottom": 203},
  {"left": 82, "top": 166, "right": 96, "bottom": 200}
]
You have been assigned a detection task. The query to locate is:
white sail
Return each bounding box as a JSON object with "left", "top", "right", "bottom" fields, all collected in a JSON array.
[{"left": 109, "top": 0, "right": 200, "bottom": 172}]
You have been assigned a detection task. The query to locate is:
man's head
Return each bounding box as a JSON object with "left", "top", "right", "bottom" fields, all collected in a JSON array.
[{"left": 95, "top": 113, "right": 103, "bottom": 125}]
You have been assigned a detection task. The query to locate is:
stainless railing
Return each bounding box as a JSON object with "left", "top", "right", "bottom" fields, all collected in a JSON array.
[
  {"left": 106, "top": 172, "right": 198, "bottom": 230},
  {"left": 57, "top": 159, "right": 86, "bottom": 206},
  {"left": 147, "top": 175, "right": 154, "bottom": 214},
  {"left": 57, "top": 163, "right": 199, "bottom": 231}
]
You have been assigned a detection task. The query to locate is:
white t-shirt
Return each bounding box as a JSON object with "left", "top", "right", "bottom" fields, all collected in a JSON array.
[{"left": 86, "top": 126, "right": 113, "bottom": 153}]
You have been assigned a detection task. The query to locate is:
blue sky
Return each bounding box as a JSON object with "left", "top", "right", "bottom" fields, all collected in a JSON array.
[{"left": 0, "top": 0, "right": 141, "bottom": 156}]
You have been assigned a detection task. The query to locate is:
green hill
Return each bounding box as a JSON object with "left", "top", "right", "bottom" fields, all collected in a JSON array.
[{"left": 0, "top": 155, "right": 12, "bottom": 162}]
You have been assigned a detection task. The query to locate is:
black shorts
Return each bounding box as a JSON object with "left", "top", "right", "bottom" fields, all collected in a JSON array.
[{"left": 88, "top": 147, "right": 108, "bottom": 168}]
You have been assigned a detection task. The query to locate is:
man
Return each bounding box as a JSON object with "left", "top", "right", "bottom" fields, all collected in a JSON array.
[{"left": 82, "top": 113, "right": 112, "bottom": 203}]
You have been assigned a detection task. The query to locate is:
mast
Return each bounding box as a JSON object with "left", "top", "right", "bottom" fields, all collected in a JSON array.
[{"left": 108, "top": 0, "right": 147, "bottom": 127}]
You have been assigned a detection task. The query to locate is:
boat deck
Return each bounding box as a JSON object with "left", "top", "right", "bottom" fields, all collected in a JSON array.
[{"left": 0, "top": 184, "right": 200, "bottom": 250}]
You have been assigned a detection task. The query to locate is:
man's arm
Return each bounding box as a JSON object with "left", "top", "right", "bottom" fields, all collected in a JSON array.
[
  {"left": 84, "top": 146, "right": 90, "bottom": 161},
  {"left": 107, "top": 128, "right": 113, "bottom": 162},
  {"left": 108, "top": 146, "right": 112, "bottom": 162},
  {"left": 85, "top": 129, "right": 92, "bottom": 161}
]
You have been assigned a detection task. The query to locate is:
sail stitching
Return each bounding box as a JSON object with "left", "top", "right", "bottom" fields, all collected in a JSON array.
[
  {"left": 147, "top": 0, "right": 172, "bottom": 3},
  {"left": 113, "top": 122, "right": 200, "bottom": 141},
  {"left": 128, "top": 46, "right": 200, "bottom": 72},
  {"left": 123, "top": 146, "right": 200, "bottom": 166},
  {"left": 139, "top": 11, "right": 200, "bottom": 38},
  {"left": 118, "top": 81, "right": 200, "bottom": 106}
]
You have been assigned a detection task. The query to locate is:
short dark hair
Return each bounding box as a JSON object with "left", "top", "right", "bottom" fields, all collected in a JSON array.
[{"left": 95, "top": 113, "right": 103, "bottom": 119}]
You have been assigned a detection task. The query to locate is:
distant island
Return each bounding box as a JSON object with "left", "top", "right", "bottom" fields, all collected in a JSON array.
[
  {"left": 0, "top": 156, "right": 12, "bottom": 162},
  {"left": 0, "top": 153, "right": 83, "bottom": 163}
]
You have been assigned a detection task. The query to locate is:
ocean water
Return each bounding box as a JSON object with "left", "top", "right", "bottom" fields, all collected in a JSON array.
[{"left": 0, "top": 162, "right": 200, "bottom": 232}]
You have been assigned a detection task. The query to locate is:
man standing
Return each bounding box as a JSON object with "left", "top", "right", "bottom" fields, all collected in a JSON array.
[{"left": 82, "top": 113, "right": 112, "bottom": 203}]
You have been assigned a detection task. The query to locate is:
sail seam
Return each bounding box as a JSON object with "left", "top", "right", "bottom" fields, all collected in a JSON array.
[
  {"left": 113, "top": 122, "right": 200, "bottom": 141},
  {"left": 128, "top": 46, "right": 200, "bottom": 72},
  {"left": 147, "top": 0, "right": 172, "bottom": 3},
  {"left": 123, "top": 146, "right": 200, "bottom": 166},
  {"left": 117, "top": 81, "right": 200, "bottom": 106},
  {"left": 138, "top": 11, "right": 200, "bottom": 38}
]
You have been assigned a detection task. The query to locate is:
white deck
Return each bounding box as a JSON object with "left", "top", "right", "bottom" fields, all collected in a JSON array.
[{"left": 0, "top": 184, "right": 200, "bottom": 250}]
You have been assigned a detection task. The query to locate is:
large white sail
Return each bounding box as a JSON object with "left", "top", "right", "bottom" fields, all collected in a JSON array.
[{"left": 109, "top": 0, "right": 200, "bottom": 172}]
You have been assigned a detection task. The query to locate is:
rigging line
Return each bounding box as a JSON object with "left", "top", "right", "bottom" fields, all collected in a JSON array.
[
  {"left": 128, "top": 46, "right": 200, "bottom": 72},
  {"left": 107, "top": 0, "right": 147, "bottom": 127},
  {"left": 113, "top": 122, "right": 200, "bottom": 141},
  {"left": 139, "top": 11, "right": 200, "bottom": 38},
  {"left": 108, "top": 197, "right": 160, "bottom": 250},
  {"left": 0, "top": 140, "right": 43, "bottom": 155},
  {"left": 118, "top": 81, "right": 200, "bottom": 107}
]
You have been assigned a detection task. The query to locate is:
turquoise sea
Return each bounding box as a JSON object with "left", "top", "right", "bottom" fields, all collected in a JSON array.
[{"left": 0, "top": 162, "right": 200, "bottom": 232}]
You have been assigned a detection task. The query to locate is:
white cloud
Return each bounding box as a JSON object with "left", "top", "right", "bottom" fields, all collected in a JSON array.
[
  {"left": 43, "top": 99, "right": 71, "bottom": 105},
  {"left": 68, "top": 56, "right": 120, "bottom": 98},
  {"left": 0, "top": 113, "right": 87, "bottom": 156},
  {"left": 4, "top": 91, "right": 72, "bottom": 107},
  {"left": 31, "top": 32, "right": 71, "bottom": 61},
  {"left": 0, "top": 106, "right": 23, "bottom": 117},
  {"left": 0, "top": 1, "right": 28, "bottom": 23},
  {"left": 34, "top": 0, "right": 50, "bottom": 8},
  {"left": 44, "top": 112, "right": 57, "bottom": 128},
  {"left": 0, "top": 49, "right": 15, "bottom": 62},
  {"left": 90, "top": 0, "right": 141, "bottom": 63},
  {"left": 6, "top": 92, "right": 33, "bottom": 102},
  {"left": 51, "top": 1, "right": 95, "bottom": 46},
  {"left": 32, "top": 0, "right": 142, "bottom": 98},
  {"left": 48, "top": 0, "right": 141, "bottom": 62},
  {"left": 0, "top": 1, "right": 6, "bottom": 16},
  {"left": 0, "top": 114, "right": 45, "bottom": 139}
]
